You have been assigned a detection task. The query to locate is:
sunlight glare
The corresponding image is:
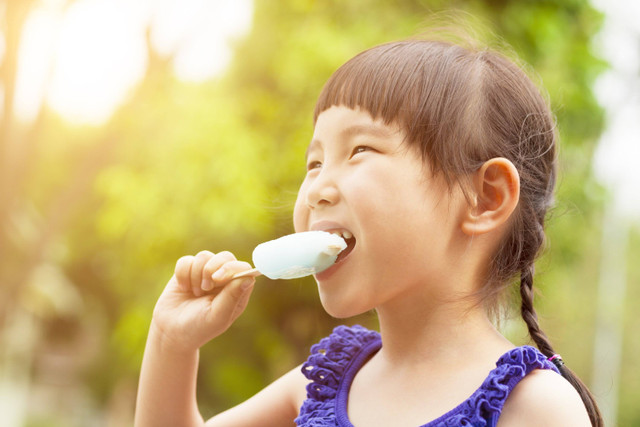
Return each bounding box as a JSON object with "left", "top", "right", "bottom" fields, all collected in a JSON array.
[
  {"left": 14, "top": 6, "right": 60, "bottom": 122},
  {"left": 14, "top": 0, "right": 253, "bottom": 125},
  {"left": 591, "top": 0, "right": 640, "bottom": 218},
  {"left": 150, "top": 0, "right": 252, "bottom": 81},
  {"left": 47, "top": 0, "right": 147, "bottom": 125},
  {"left": 0, "top": 29, "right": 5, "bottom": 63}
]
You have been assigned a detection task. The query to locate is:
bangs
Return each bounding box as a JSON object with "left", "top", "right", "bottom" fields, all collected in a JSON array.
[
  {"left": 313, "top": 40, "right": 488, "bottom": 181},
  {"left": 313, "top": 41, "right": 428, "bottom": 127}
]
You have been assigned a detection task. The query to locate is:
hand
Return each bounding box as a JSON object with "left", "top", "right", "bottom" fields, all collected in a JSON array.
[{"left": 151, "top": 251, "right": 255, "bottom": 352}]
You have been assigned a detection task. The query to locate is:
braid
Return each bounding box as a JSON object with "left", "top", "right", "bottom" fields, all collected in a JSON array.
[
  {"left": 325, "top": 37, "right": 604, "bottom": 426},
  {"left": 519, "top": 264, "right": 554, "bottom": 355},
  {"left": 520, "top": 256, "right": 604, "bottom": 427}
]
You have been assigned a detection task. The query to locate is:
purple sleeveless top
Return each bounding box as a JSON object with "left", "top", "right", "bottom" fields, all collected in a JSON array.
[{"left": 295, "top": 325, "right": 559, "bottom": 427}]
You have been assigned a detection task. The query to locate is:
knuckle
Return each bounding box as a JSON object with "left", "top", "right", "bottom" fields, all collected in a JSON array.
[
  {"left": 176, "top": 255, "right": 194, "bottom": 267},
  {"left": 175, "top": 256, "right": 194, "bottom": 278},
  {"left": 195, "top": 250, "right": 214, "bottom": 261},
  {"left": 222, "top": 261, "right": 251, "bottom": 277},
  {"left": 216, "top": 251, "right": 236, "bottom": 261},
  {"left": 236, "top": 261, "right": 252, "bottom": 270}
]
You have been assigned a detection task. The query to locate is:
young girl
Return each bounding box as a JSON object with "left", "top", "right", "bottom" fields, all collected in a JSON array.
[{"left": 135, "top": 37, "right": 602, "bottom": 426}]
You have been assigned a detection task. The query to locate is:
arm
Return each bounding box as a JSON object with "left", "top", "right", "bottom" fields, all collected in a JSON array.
[
  {"left": 135, "top": 323, "right": 203, "bottom": 427},
  {"left": 205, "top": 365, "right": 308, "bottom": 426},
  {"left": 134, "top": 251, "right": 306, "bottom": 427},
  {"left": 497, "top": 369, "right": 591, "bottom": 426}
]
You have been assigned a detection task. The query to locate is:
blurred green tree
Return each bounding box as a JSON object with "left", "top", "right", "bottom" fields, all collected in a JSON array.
[{"left": 3, "top": 0, "right": 639, "bottom": 425}]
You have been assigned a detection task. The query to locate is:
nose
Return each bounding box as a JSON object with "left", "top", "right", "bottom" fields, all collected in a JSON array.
[{"left": 305, "top": 167, "right": 340, "bottom": 209}]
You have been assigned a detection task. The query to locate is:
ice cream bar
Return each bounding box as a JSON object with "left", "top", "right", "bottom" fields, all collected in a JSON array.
[{"left": 235, "top": 231, "right": 347, "bottom": 280}]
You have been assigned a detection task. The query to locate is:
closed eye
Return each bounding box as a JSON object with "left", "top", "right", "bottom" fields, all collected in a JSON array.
[{"left": 350, "top": 145, "right": 373, "bottom": 157}]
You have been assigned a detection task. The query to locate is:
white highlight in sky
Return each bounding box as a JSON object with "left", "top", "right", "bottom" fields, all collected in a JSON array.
[
  {"left": 149, "top": 0, "right": 252, "bottom": 81},
  {"left": 13, "top": 0, "right": 253, "bottom": 125},
  {"left": 13, "top": 5, "right": 61, "bottom": 123},
  {"left": 591, "top": 0, "right": 640, "bottom": 218},
  {"left": 48, "top": 0, "right": 148, "bottom": 125},
  {"left": 0, "top": 28, "right": 6, "bottom": 67}
]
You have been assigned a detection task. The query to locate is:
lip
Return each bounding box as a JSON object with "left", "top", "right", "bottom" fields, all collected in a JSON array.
[
  {"left": 314, "top": 250, "right": 351, "bottom": 281},
  {"left": 309, "top": 220, "right": 352, "bottom": 235}
]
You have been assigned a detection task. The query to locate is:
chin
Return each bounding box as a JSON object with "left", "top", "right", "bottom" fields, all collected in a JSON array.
[{"left": 319, "top": 295, "right": 370, "bottom": 319}]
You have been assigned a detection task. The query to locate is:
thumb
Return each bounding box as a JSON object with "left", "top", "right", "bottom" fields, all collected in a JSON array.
[{"left": 209, "top": 278, "right": 255, "bottom": 330}]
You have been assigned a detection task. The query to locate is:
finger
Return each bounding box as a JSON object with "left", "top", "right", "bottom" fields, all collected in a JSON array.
[
  {"left": 175, "top": 255, "right": 195, "bottom": 292},
  {"left": 209, "top": 260, "right": 253, "bottom": 289},
  {"left": 190, "top": 251, "right": 214, "bottom": 297},
  {"left": 208, "top": 276, "right": 255, "bottom": 330},
  {"left": 229, "top": 279, "right": 255, "bottom": 321},
  {"left": 202, "top": 251, "right": 238, "bottom": 290}
]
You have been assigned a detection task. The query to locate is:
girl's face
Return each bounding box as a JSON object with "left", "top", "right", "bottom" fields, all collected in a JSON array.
[{"left": 294, "top": 106, "right": 468, "bottom": 318}]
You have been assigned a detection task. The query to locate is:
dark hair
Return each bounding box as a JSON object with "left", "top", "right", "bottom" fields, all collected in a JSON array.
[{"left": 314, "top": 39, "right": 602, "bottom": 426}]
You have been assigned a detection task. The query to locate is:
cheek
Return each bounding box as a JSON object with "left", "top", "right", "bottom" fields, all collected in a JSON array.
[
  {"left": 350, "top": 168, "right": 422, "bottom": 223},
  {"left": 293, "top": 183, "right": 308, "bottom": 232},
  {"left": 357, "top": 175, "right": 442, "bottom": 258}
]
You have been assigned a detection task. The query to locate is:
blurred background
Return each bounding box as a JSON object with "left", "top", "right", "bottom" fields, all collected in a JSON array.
[{"left": 0, "top": 0, "right": 638, "bottom": 426}]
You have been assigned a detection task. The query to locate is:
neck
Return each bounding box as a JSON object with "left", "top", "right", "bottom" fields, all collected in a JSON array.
[{"left": 374, "top": 289, "right": 512, "bottom": 368}]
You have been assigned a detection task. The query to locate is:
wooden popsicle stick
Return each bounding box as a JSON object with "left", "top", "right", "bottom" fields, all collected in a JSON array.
[{"left": 231, "top": 268, "right": 262, "bottom": 280}]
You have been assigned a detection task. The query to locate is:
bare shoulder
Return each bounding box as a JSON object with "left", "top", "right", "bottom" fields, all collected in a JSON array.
[
  {"left": 497, "top": 368, "right": 591, "bottom": 427},
  {"left": 205, "top": 364, "right": 309, "bottom": 426}
]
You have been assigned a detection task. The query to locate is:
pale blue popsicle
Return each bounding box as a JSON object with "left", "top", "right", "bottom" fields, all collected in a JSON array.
[{"left": 251, "top": 231, "right": 347, "bottom": 279}]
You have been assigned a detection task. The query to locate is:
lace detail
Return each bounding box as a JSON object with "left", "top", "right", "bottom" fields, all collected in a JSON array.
[{"left": 295, "top": 325, "right": 559, "bottom": 427}]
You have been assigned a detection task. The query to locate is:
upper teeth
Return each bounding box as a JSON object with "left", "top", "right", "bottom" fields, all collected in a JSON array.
[{"left": 331, "top": 230, "right": 353, "bottom": 239}]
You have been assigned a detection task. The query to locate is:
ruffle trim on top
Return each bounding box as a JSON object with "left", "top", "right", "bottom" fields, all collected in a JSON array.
[
  {"left": 425, "top": 345, "right": 559, "bottom": 426},
  {"left": 295, "top": 325, "right": 380, "bottom": 426},
  {"left": 295, "top": 325, "right": 559, "bottom": 427}
]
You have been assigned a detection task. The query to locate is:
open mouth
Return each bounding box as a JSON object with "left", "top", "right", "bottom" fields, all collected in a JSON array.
[{"left": 329, "top": 229, "right": 356, "bottom": 264}]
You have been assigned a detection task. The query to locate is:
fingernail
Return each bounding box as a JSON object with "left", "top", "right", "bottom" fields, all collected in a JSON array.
[
  {"left": 241, "top": 279, "right": 253, "bottom": 291},
  {"left": 212, "top": 268, "right": 226, "bottom": 281},
  {"left": 201, "top": 279, "right": 213, "bottom": 291}
]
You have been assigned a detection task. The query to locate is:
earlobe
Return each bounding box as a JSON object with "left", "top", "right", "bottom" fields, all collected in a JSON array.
[{"left": 461, "top": 158, "right": 520, "bottom": 236}]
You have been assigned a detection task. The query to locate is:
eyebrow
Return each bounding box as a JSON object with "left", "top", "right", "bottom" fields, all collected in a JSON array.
[
  {"left": 305, "top": 123, "right": 395, "bottom": 160},
  {"left": 340, "top": 123, "right": 395, "bottom": 140},
  {"left": 305, "top": 139, "right": 321, "bottom": 161}
]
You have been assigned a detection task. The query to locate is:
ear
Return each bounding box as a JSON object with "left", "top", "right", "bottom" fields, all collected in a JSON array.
[{"left": 461, "top": 157, "right": 520, "bottom": 236}]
